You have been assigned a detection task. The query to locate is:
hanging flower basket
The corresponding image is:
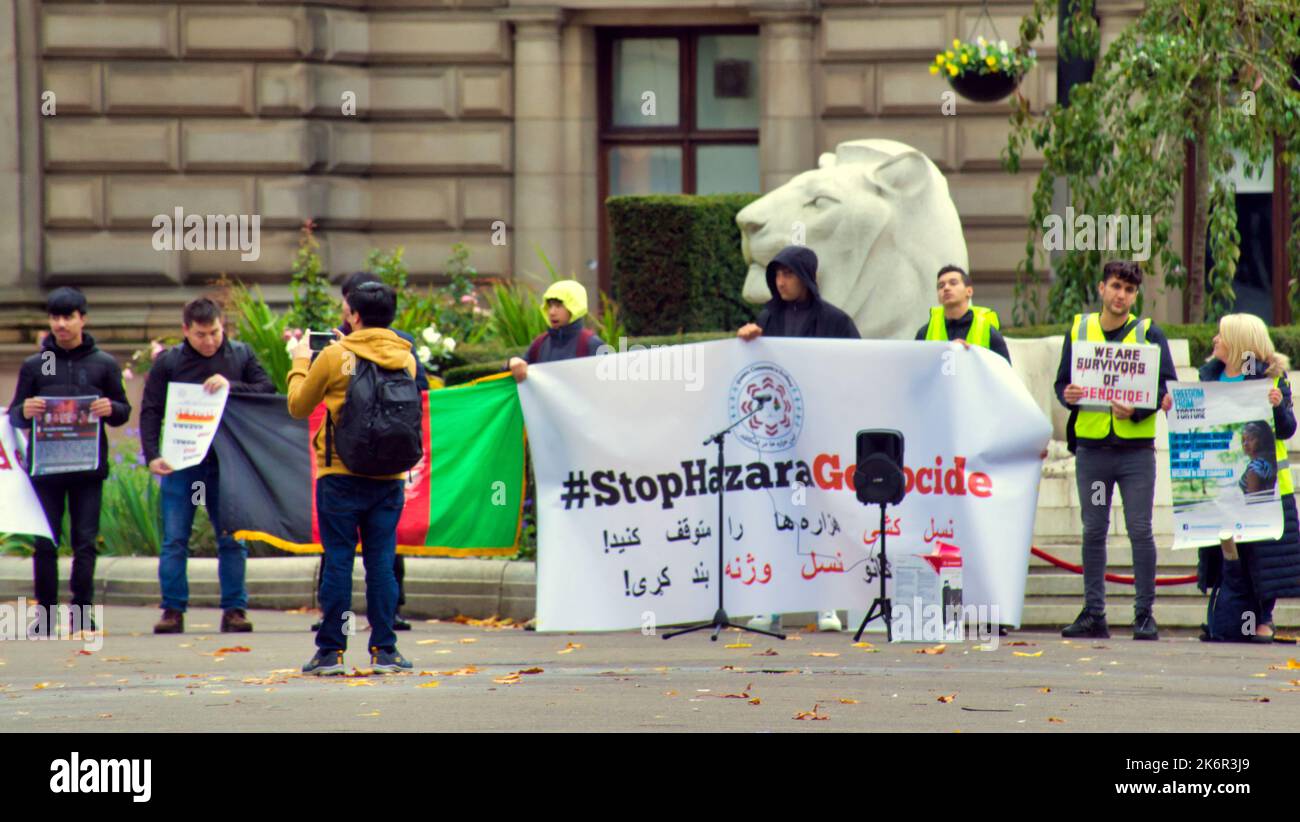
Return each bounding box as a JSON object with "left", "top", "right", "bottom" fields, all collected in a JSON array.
[
  {"left": 932, "top": 37, "right": 1036, "bottom": 103},
  {"left": 948, "top": 70, "right": 1023, "bottom": 102}
]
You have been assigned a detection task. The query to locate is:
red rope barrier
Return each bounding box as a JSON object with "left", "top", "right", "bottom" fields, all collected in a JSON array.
[{"left": 1031, "top": 546, "right": 1198, "bottom": 586}]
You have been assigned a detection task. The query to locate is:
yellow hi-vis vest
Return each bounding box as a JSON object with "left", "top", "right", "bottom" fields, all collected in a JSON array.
[
  {"left": 1070, "top": 312, "right": 1157, "bottom": 440},
  {"left": 1269, "top": 375, "right": 1294, "bottom": 496},
  {"left": 924, "top": 305, "right": 1000, "bottom": 349}
]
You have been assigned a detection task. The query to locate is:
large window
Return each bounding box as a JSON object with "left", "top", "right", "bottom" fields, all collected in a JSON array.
[{"left": 597, "top": 28, "right": 760, "bottom": 291}]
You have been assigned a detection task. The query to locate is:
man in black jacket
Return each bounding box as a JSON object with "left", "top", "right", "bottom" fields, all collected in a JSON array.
[
  {"left": 140, "top": 297, "right": 275, "bottom": 634},
  {"left": 738, "top": 245, "right": 861, "bottom": 341},
  {"left": 737, "top": 245, "right": 859, "bottom": 633},
  {"left": 7, "top": 287, "right": 131, "bottom": 634}
]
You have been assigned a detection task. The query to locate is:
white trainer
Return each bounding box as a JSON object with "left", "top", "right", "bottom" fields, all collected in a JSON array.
[
  {"left": 747, "top": 613, "right": 778, "bottom": 632},
  {"left": 817, "top": 610, "right": 843, "bottom": 632}
]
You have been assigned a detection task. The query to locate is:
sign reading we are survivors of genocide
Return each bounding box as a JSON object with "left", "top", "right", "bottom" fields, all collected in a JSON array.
[
  {"left": 519, "top": 338, "right": 1052, "bottom": 633},
  {"left": 1071, "top": 340, "right": 1160, "bottom": 409}
]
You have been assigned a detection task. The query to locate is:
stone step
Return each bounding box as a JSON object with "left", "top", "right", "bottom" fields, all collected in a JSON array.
[
  {"left": 1025, "top": 573, "right": 1202, "bottom": 598},
  {"left": 1020, "top": 595, "right": 1300, "bottom": 630}
]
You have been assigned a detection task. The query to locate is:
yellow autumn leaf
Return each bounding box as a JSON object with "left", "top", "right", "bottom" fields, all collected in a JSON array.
[
  {"left": 417, "top": 681, "right": 441, "bottom": 689},
  {"left": 725, "top": 643, "right": 752, "bottom": 649},
  {"left": 810, "top": 652, "right": 840, "bottom": 658},
  {"left": 1013, "top": 651, "right": 1044, "bottom": 657}
]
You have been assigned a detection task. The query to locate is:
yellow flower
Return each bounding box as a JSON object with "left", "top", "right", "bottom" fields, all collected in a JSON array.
[
  {"left": 953, "top": 38, "right": 961, "bottom": 49},
  {"left": 945, "top": 50, "right": 955, "bottom": 60},
  {"left": 930, "top": 65, "right": 940, "bottom": 75},
  {"left": 936, "top": 54, "right": 946, "bottom": 64},
  {"left": 947, "top": 63, "right": 959, "bottom": 76},
  {"left": 960, "top": 54, "right": 969, "bottom": 64},
  {"left": 986, "top": 56, "right": 997, "bottom": 67}
]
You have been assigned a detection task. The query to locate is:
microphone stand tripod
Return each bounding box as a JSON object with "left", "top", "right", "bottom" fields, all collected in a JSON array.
[
  {"left": 853, "top": 502, "right": 893, "bottom": 642},
  {"left": 663, "top": 396, "right": 787, "bottom": 641}
]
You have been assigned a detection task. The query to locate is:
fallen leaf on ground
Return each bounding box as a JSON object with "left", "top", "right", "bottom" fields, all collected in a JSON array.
[
  {"left": 458, "top": 638, "right": 478, "bottom": 644},
  {"left": 1008, "top": 641, "right": 1032, "bottom": 647},
  {"left": 97, "top": 713, "right": 112, "bottom": 719},
  {"left": 215, "top": 646, "right": 251, "bottom": 654},
  {"left": 1048, "top": 717, "right": 1065, "bottom": 724},
  {"left": 417, "top": 681, "right": 441, "bottom": 689},
  {"left": 838, "top": 698, "right": 860, "bottom": 705},
  {"left": 748, "top": 697, "right": 761, "bottom": 705},
  {"left": 851, "top": 642, "right": 873, "bottom": 648},
  {"left": 517, "top": 667, "right": 544, "bottom": 675},
  {"left": 664, "top": 690, "right": 678, "bottom": 697},
  {"left": 416, "top": 639, "right": 440, "bottom": 646},
  {"left": 493, "top": 674, "right": 521, "bottom": 684},
  {"left": 557, "top": 642, "right": 583, "bottom": 654},
  {"left": 793, "top": 704, "right": 829, "bottom": 721},
  {"left": 358, "top": 711, "right": 380, "bottom": 717},
  {"left": 441, "top": 666, "right": 480, "bottom": 676},
  {"left": 916, "top": 644, "right": 947, "bottom": 655},
  {"left": 1013, "top": 651, "right": 1044, "bottom": 658},
  {"left": 347, "top": 680, "right": 374, "bottom": 687},
  {"left": 704, "top": 683, "right": 755, "bottom": 699},
  {"left": 725, "top": 643, "right": 752, "bottom": 649},
  {"left": 810, "top": 652, "right": 840, "bottom": 658},
  {"left": 937, "top": 694, "right": 957, "bottom": 703},
  {"left": 1039, "top": 687, "right": 1052, "bottom": 693},
  {"left": 451, "top": 615, "right": 521, "bottom": 630},
  {"left": 753, "top": 648, "right": 779, "bottom": 656},
  {"left": 75, "top": 650, "right": 92, "bottom": 656}
]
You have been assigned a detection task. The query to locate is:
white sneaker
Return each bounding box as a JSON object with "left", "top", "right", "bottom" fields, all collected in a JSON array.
[
  {"left": 817, "top": 610, "right": 843, "bottom": 632},
  {"left": 747, "top": 614, "right": 778, "bottom": 632}
]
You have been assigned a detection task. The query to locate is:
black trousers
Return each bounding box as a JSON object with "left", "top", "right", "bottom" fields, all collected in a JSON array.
[
  {"left": 32, "top": 474, "right": 103, "bottom": 607},
  {"left": 316, "top": 553, "right": 405, "bottom": 608}
]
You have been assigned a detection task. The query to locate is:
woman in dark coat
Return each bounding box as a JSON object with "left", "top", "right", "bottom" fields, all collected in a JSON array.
[{"left": 1199, "top": 313, "right": 1300, "bottom": 642}]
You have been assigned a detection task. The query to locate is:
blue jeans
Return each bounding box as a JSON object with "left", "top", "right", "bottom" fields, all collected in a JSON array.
[
  {"left": 315, "top": 474, "right": 404, "bottom": 654},
  {"left": 159, "top": 458, "right": 247, "bottom": 612}
]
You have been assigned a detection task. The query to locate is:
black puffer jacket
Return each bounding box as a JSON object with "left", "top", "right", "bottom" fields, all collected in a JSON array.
[
  {"left": 755, "top": 246, "right": 861, "bottom": 340},
  {"left": 1197, "top": 358, "right": 1300, "bottom": 600},
  {"left": 6, "top": 333, "right": 132, "bottom": 480}
]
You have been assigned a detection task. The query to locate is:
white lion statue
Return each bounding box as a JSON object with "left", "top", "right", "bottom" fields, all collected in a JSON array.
[{"left": 737, "top": 139, "right": 969, "bottom": 340}]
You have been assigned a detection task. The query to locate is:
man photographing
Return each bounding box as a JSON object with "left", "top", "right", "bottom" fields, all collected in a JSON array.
[{"left": 1054, "top": 261, "right": 1176, "bottom": 641}]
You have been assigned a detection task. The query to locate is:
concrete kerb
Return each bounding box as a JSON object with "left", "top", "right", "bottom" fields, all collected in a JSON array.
[{"left": 0, "top": 556, "right": 538, "bottom": 621}]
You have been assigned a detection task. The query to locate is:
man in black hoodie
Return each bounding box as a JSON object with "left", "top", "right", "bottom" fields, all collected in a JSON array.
[
  {"left": 738, "top": 245, "right": 861, "bottom": 341},
  {"left": 140, "top": 297, "right": 275, "bottom": 635},
  {"left": 7, "top": 287, "right": 132, "bottom": 634},
  {"left": 737, "top": 245, "right": 859, "bottom": 632}
]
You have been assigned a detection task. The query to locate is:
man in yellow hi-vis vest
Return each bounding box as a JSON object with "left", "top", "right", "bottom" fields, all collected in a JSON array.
[
  {"left": 915, "top": 265, "right": 1011, "bottom": 364},
  {"left": 1055, "top": 261, "right": 1177, "bottom": 641}
]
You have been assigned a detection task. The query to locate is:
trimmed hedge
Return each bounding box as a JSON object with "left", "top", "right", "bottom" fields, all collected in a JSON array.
[
  {"left": 442, "top": 331, "right": 734, "bottom": 386},
  {"left": 607, "top": 194, "right": 759, "bottom": 336},
  {"left": 1004, "top": 321, "right": 1300, "bottom": 367}
]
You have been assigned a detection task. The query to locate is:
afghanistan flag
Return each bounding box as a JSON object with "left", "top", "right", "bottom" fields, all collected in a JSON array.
[{"left": 215, "top": 373, "right": 525, "bottom": 556}]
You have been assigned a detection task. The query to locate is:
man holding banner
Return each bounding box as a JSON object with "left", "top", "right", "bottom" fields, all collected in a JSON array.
[
  {"left": 6, "top": 287, "right": 132, "bottom": 634},
  {"left": 1055, "top": 261, "right": 1177, "bottom": 641},
  {"left": 141, "top": 297, "right": 275, "bottom": 635}
]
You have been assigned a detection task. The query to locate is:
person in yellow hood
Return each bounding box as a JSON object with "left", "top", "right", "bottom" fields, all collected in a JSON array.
[
  {"left": 508, "top": 279, "right": 605, "bottom": 382},
  {"left": 287, "top": 282, "right": 417, "bottom": 676}
]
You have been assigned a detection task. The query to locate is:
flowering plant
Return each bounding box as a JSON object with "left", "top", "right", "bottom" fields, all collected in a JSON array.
[
  {"left": 931, "top": 36, "right": 1036, "bottom": 79},
  {"left": 415, "top": 323, "right": 458, "bottom": 375}
]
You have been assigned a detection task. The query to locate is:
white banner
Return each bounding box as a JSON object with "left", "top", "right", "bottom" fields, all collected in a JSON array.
[
  {"left": 1071, "top": 340, "right": 1160, "bottom": 409},
  {"left": 1168, "top": 381, "right": 1283, "bottom": 549},
  {"left": 160, "top": 382, "right": 229, "bottom": 470},
  {"left": 0, "top": 410, "right": 54, "bottom": 540},
  {"left": 519, "top": 338, "right": 1052, "bottom": 632}
]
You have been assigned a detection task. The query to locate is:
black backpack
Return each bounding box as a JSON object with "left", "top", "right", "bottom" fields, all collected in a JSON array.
[{"left": 325, "top": 356, "right": 423, "bottom": 476}]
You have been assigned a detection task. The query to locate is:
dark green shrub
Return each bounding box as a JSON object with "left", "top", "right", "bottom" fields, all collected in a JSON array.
[{"left": 607, "top": 194, "right": 759, "bottom": 335}]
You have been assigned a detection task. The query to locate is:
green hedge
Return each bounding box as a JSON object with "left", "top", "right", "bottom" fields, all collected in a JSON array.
[
  {"left": 607, "top": 194, "right": 759, "bottom": 336},
  {"left": 442, "top": 331, "right": 734, "bottom": 386},
  {"left": 1004, "top": 322, "right": 1300, "bottom": 367}
]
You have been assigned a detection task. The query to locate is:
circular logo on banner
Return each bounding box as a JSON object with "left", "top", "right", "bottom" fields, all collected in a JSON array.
[{"left": 728, "top": 361, "right": 804, "bottom": 452}]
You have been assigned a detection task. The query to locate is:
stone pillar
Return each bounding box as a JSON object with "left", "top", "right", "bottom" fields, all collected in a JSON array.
[
  {"left": 506, "top": 7, "right": 567, "bottom": 291},
  {"left": 754, "top": 5, "right": 818, "bottom": 193},
  {"left": 0, "top": 0, "right": 40, "bottom": 294}
]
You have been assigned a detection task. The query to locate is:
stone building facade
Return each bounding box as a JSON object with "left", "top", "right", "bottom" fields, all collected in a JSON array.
[{"left": 1, "top": 0, "right": 1189, "bottom": 351}]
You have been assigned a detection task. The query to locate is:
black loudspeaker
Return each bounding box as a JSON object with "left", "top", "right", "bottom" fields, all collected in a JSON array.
[{"left": 853, "top": 429, "right": 906, "bottom": 506}]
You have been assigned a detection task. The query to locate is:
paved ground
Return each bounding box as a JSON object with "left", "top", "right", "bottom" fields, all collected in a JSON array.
[{"left": 3, "top": 604, "right": 1299, "bottom": 732}]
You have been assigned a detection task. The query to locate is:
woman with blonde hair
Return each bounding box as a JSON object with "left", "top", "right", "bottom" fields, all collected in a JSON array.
[{"left": 1199, "top": 313, "right": 1300, "bottom": 642}]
